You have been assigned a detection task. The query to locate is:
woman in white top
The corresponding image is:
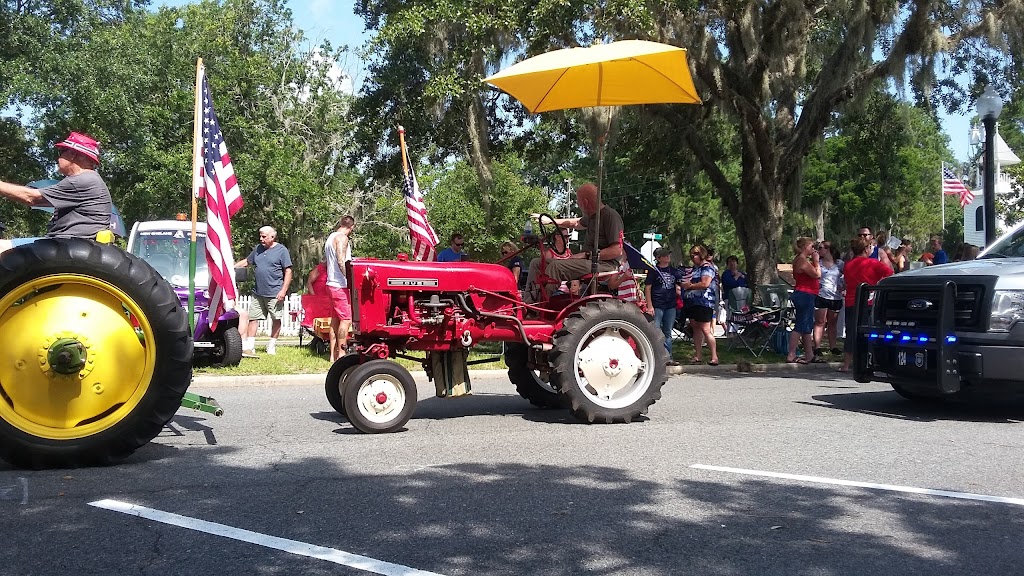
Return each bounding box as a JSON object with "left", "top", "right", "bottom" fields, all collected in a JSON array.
[{"left": 813, "top": 242, "right": 844, "bottom": 356}]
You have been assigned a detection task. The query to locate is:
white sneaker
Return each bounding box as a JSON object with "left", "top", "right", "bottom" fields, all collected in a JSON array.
[{"left": 265, "top": 344, "right": 276, "bottom": 355}]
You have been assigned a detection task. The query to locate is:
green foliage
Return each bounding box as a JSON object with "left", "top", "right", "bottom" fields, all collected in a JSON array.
[{"left": 803, "top": 92, "right": 953, "bottom": 251}]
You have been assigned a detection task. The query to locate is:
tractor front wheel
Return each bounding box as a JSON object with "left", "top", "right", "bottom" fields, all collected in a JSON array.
[
  {"left": 549, "top": 298, "right": 667, "bottom": 424},
  {"left": 0, "top": 239, "right": 192, "bottom": 468},
  {"left": 342, "top": 360, "right": 417, "bottom": 433}
]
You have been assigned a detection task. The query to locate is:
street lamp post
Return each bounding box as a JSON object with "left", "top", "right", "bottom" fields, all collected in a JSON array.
[{"left": 977, "top": 85, "right": 1004, "bottom": 246}]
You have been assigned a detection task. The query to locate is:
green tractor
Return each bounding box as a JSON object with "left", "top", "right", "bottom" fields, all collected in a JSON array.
[{"left": 0, "top": 238, "right": 194, "bottom": 469}]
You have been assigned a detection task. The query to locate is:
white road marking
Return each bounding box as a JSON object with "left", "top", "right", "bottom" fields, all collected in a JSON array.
[
  {"left": 691, "top": 464, "right": 1024, "bottom": 507},
  {"left": 89, "top": 499, "right": 448, "bottom": 576}
]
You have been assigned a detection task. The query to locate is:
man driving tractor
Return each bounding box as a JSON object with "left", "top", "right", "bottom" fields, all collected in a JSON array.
[
  {"left": 0, "top": 132, "right": 113, "bottom": 253},
  {"left": 525, "top": 182, "right": 624, "bottom": 298}
]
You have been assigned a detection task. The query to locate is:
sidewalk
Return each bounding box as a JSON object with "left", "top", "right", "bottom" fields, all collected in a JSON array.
[{"left": 190, "top": 361, "right": 843, "bottom": 387}]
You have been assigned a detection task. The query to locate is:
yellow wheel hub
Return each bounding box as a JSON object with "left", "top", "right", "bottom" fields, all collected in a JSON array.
[{"left": 0, "top": 274, "right": 156, "bottom": 440}]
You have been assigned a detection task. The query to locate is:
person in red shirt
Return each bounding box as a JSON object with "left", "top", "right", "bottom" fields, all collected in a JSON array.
[{"left": 839, "top": 235, "right": 895, "bottom": 372}]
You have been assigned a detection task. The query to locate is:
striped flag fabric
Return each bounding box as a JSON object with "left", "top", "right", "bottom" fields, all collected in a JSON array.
[
  {"left": 197, "top": 67, "right": 243, "bottom": 330},
  {"left": 399, "top": 128, "right": 439, "bottom": 261},
  {"left": 942, "top": 166, "right": 975, "bottom": 209}
]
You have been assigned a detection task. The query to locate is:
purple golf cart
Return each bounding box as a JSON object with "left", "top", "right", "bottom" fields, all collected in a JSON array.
[{"left": 127, "top": 220, "right": 244, "bottom": 367}]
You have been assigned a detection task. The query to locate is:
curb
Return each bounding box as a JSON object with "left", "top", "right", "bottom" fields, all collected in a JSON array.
[
  {"left": 667, "top": 361, "right": 843, "bottom": 375},
  {"left": 191, "top": 364, "right": 843, "bottom": 387},
  {"left": 191, "top": 369, "right": 511, "bottom": 388}
]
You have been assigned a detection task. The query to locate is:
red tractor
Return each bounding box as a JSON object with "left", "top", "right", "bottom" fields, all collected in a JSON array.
[{"left": 326, "top": 215, "right": 668, "bottom": 433}]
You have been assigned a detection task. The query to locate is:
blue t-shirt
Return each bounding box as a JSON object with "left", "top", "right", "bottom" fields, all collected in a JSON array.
[
  {"left": 507, "top": 255, "right": 526, "bottom": 288},
  {"left": 648, "top": 265, "right": 685, "bottom": 310},
  {"left": 721, "top": 269, "right": 747, "bottom": 294},
  {"left": 684, "top": 263, "right": 718, "bottom": 309},
  {"left": 933, "top": 249, "right": 948, "bottom": 265},
  {"left": 436, "top": 247, "right": 464, "bottom": 262},
  {"left": 246, "top": 243, "right": 293, "bottom": 297}
]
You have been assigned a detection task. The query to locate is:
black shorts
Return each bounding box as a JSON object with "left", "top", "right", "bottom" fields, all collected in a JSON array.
[
  {"left": 815, "top": 296, "right": 843, "bottom": 311},
  {"left": 685, "top": 305, "right": 714, "bottom": 323}
]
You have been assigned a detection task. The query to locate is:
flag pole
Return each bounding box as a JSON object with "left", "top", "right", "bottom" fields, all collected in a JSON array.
[
  {"left": 940, "top": 162, "right": 945, "bottom": 231},
  {"left": 398, "top": 125, "right": 410, "bottom": 180},
  {"left": 189, "top": 58, "right": 204, "bottom": 334}
]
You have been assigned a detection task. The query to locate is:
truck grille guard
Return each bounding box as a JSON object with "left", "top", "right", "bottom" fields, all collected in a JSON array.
[{"left": 851, "top": 280, "right": 963, "bottom": 394}]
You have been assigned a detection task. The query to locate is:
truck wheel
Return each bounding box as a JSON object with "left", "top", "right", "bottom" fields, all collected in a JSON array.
[
  {"left": 210, "top": 327, "right": 243, "bottom": 368},
  {"left": 550, "top": 299, "right": 667, "bottom": 424},
  {"left": 891, "top": 384, "right": 945, "bottom": 403},
  {"left": 0, "top": 239, "right": 192, "bottom": 469},
  {"left": 342, "top": 360, "right": 417, "bottom": 433},
  {"left": 324, "top": 355, "right": 361, "bottom": 415},
  {"left": 504, "top": 343, "right": 565, "bottom": 409}
]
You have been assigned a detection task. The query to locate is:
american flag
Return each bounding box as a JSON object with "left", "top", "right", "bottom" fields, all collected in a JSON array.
[
  {"left": 942, "top": 166, "right": 975, "bottom": 209},
  {"left": 399, "top": 127, "right": 438, "bottom": 261},
  {"left": 197, "top": 67, "right": 243, "bottom": 330}
]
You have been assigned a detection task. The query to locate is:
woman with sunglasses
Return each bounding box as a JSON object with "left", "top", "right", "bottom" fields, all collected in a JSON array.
[{"left": 681, "top": 245, "right": 719, "bottom": 365}]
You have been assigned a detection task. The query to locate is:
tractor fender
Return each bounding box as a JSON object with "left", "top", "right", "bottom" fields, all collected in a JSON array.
[{"left": 552, "top": 294, "right": 618, "bottom": 327}]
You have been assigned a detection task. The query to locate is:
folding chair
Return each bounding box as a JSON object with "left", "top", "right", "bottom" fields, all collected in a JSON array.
[{"left": 727, "top": 285, "right": 792, "bottom": 357}]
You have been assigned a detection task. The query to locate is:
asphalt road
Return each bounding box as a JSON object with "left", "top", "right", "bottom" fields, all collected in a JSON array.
[{"left": 2, "top": 369, "right": 1023, "bottom": 575}]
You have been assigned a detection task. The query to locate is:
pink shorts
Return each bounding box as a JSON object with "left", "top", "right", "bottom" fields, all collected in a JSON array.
[{"left": 327, "top": 285, "right": 352, "bottom": 320}]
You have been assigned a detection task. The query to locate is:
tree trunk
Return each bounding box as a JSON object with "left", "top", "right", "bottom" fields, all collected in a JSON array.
[{"left": 466, "top": 54, "right": 495, "bottom": 223}]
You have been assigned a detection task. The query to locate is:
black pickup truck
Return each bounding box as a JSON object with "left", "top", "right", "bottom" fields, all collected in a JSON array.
[{"left": 852, "top": 228, "right": 1024, "bottom": 401}]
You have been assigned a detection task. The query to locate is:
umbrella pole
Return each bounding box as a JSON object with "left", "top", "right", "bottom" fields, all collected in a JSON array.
[{"left": 590, "top": 132, "right": 606, "bottom": 295}]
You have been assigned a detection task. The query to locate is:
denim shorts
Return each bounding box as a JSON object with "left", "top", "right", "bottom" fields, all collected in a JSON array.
[{"left": 790, "top": 290, "right": 816, "bottom": 334}]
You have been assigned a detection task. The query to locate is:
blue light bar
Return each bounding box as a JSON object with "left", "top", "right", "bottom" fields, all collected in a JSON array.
[
  {"left": 869, "top": 333, "right": 879, "bottom": 339},
  {"left": 918, "top": 336, "right": 929, "bottom": 343},
  {"left": 946, "top": 335, "right": 958, "bottom": 344},
  {"left": 885, "top": 334, "right": 894, "bottom": 340},
  {"left": 900, "top": 335, "right": 911, "bottom": 342}
]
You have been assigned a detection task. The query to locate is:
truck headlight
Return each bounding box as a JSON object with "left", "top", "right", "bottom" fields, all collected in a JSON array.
[{"left": 989, "top": 290, "right": 1024, "bottom": 332}]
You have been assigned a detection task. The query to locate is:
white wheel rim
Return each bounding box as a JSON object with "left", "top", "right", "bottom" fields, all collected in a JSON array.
[
  {"left": 354, "top": 374, "right": 407, "bottom": 424},
  {"left": 571, "top": 319, "right": 654, "bottom": 408}
]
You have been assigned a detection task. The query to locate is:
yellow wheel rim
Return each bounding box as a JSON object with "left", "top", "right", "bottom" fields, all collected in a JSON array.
[{"left": 0, "top": 274, "right": 157, "bottom": 440}]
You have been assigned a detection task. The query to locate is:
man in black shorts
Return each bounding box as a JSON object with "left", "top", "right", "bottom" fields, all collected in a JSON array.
[{"left": 0, "top": 132, "right": 113, "bottom": 252}]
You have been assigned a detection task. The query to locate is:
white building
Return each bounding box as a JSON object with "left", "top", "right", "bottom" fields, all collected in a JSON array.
[{"left": 964, "top": 132, "right": 1020, "bottom": 247}]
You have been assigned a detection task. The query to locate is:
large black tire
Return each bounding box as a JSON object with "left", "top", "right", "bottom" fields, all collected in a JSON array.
[
  {"left": 549, "top": 299, "right": 667, "bottom": 424},
  {"left": 891, "top": 384, "right": 946, "bottom": 403},
  {"left": 324, "top": 355, "right": 362, "bottom": 415},
  {"left": 504, "top": 342, "right": 565, "bottom": 409},
  {"left": 342, "top": 360, "right": 417, "bottom": 433},
  {"left": 210, "top": 326, "right": 243, "bottom": 368},
  {"left": 0, "top": 239, "right": 192, "bottom": 469}
]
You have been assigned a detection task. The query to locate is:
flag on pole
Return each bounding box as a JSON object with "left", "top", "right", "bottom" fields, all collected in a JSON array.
[
  {"left": 197, "top": 66, "right": 244, "bottom": 330},
  {"left": 942, "top": 165, "right": 975, "bottom": 209},
  {"left": 399, "top": 127, "right": 439, "bottom": 261}
]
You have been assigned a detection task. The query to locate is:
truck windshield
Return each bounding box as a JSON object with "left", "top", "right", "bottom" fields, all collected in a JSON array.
[
  {"left": 130, "top": 231, "right": 210, "bottom": 288},
  {"left": 980, "top": 225, "right": 1024, "bottom": 259}
]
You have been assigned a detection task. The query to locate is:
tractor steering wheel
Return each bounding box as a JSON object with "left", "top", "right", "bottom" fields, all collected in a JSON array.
[{"left": 537, "top": 213, "right": 568, "bottom": 257}]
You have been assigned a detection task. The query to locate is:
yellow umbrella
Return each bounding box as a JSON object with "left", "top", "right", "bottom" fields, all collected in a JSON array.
[{"left": 483, "top": 40, "right": 702, "bottom": 113}]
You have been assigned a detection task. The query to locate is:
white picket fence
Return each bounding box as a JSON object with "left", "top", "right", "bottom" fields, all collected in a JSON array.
[{"left": 236, "top": 294, "right": 306, "bottom": 337}]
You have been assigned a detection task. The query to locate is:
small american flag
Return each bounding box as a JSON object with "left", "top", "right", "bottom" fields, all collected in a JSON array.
[
  {"left": 942, "top": 166, "right": 975, "bottom": 209},
  {"left": 197, "top": 67, "right": 243, "bottom": 330},
  {"left": 399, "top": 127, "right": 439, "bottom": 261}
]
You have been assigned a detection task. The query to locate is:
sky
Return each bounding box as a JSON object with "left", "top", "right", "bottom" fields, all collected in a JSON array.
[{"left": 159, "top": 0, "right": 980, "bottom": 162}]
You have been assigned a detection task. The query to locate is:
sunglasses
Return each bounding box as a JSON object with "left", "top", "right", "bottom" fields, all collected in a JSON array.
[
  {"left": 858, "top": 233, "right": 872, "bottom": 237},
  {"left": 454, "top": 243, "right": 464, "bottom": 247}
]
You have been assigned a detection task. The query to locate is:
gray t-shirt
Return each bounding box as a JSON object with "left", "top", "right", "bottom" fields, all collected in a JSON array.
[
  {"left": 246, "top": 243, "right": 293, "bottom": 297},
  {"left": 41, "top": 171, "right": 113, "bottom": 238},
  {"left": 581, "top": 205, "right": 624, "bottom": 262}
]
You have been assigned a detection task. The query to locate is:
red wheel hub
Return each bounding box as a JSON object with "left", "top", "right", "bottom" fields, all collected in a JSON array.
[
  {"left": 375, "top": 392, "right": 389, "bottom": 404},
  {"left": 609, "top": 358, "right": 619, "bottom": 369}
]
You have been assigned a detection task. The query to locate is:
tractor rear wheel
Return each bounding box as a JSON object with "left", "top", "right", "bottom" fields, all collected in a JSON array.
[
  {"left": 0, "top": 239, "right": 192, "bottom": 469},
  {"left": 549, "top": 298, "right": 667, "bottom": 424},
  {"left": 342, "top": 360, "right": 417, "bottom": 433},
  {"left": 504, "top": 342, "right": 565, "bottom": 409},
  {"left": 324, "top": 354, "right": 361, "bottom": 415}
]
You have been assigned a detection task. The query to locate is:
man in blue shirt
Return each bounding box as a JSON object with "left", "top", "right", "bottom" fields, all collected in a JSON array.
[
  {"left": 235, "top": 226, "right": 293, "bottom": 355},
  {"left": 436, "top": 233, "right": 467, "bottom": 262},
  {"left": 929, "top": 235, "right": 948, "bottom": 265},
  {"left": 644, "top": 247, "right": 686, "bottom": 364}
]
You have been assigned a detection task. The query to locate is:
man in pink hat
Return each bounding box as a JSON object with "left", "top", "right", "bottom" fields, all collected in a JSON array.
[{"left": 0, "top": 131, "right": 113, "bottom": 252}]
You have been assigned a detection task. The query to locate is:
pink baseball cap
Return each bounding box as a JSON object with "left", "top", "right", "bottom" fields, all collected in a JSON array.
[{"left": 55, "top": 132, "right": 101, "bottom": 164}]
